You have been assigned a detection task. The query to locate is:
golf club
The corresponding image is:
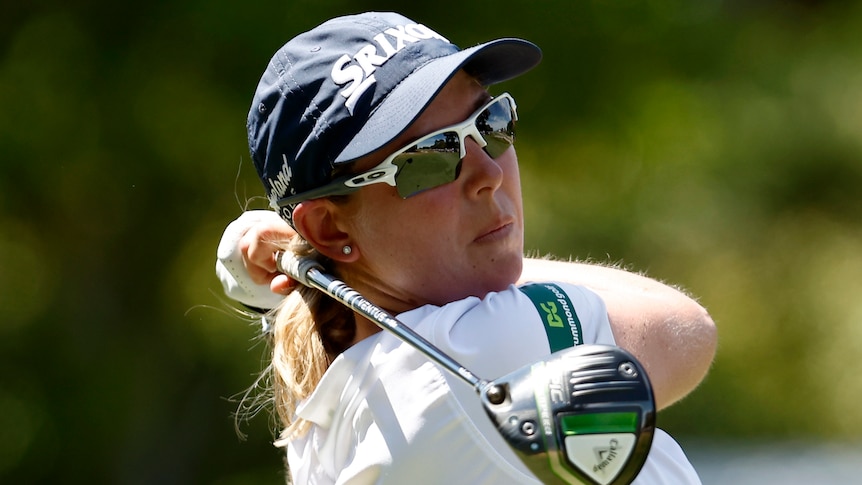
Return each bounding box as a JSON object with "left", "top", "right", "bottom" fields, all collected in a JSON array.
[{"left": 276, "top": 251, "right": 655, "bottom": 485}]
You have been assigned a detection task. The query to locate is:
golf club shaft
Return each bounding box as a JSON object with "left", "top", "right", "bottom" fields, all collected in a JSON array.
[{"left": 276, "top": 251, "right": 486, "bottom": 390}]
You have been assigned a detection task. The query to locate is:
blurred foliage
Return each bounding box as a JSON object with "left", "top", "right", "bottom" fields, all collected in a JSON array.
[{"left": 2, "top": 0, "right": 861, "bottom": 482}]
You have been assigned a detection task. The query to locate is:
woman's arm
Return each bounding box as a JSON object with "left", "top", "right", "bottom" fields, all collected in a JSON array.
[{"left": 520, "top": 258, "right": 717, "bottom": 410}]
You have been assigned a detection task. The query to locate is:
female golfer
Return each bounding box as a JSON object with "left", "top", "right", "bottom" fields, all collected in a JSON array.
[{"left": 217, "top": 11, "right": 716, "bottom": 484}]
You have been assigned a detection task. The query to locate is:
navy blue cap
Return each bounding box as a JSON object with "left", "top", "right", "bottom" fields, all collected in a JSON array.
[{"left": 247, "top": 12, "right": 542, "bottom": 225}]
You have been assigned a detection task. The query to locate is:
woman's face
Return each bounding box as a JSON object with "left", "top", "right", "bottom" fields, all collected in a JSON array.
[{"left": 338, "top": 72, "right": 524, "bottom": 311}]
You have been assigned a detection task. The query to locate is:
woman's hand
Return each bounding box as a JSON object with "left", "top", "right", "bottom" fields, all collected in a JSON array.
[
  {"left": 236, "top": 211, "right": 298, "bottom": 295},
  {"left": 215, "top": 210, "right": 297, "bottom": 309}
]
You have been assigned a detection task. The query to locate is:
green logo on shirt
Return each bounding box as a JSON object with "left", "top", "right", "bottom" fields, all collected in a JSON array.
[
  {"left": 539, "top": 301, "right": 565, "bottom": 328},
  {"left": 520, "top": 283, "right": 584, "bottom": 352}
]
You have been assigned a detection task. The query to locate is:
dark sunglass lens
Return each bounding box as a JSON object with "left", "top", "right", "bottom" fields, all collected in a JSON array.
[
  {"left": 393, "top": 132, "right": 461, "bottom": 197},
  {"left": 478, "top": 98, "right": 516, "bottom": 158},
  {"left": 483, "top": 131, "right": 515, "bottom": 159},
  {"left": 414, "top": 131, "right": 460, "bottom": 153}
]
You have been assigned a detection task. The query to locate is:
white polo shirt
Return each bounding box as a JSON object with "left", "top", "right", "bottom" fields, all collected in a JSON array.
[{"left": 286, "top": 283, "right": 702, "bottom": 484}]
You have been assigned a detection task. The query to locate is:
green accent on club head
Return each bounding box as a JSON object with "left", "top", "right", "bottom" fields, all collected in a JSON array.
[{"left": 559, "top": 412, "right": 639, "bottom": 435}]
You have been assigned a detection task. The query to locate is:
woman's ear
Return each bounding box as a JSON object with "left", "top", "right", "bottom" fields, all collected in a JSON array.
[{"left": 292, "top": 200, "right": 359, "bottom": 262}]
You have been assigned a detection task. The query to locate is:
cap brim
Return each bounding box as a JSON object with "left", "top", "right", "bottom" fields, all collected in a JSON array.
[{"left": 334, "top": 38, "right": 542, "bottom": 164}]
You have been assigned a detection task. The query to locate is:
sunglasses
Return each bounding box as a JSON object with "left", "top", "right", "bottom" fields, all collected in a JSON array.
[{"left": 276, "top": 93, "right": 518, "bottom": 207}]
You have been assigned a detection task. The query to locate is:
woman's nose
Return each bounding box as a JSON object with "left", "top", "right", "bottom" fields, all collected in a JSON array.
[{"left": 459, "top": 136, "right": 505, "bottom": 196}]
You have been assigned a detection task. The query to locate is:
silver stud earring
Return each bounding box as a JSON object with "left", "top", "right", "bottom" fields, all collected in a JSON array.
[{"left": 342, "top": 245, "right": 352, "bottom": 255}]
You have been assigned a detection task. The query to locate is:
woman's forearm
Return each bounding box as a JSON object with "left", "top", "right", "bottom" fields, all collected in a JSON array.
[{"left": 520, "top": 257, "right": 718, "bottom": 410}]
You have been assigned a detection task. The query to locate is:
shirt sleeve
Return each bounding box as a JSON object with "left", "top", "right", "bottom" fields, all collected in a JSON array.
[
  {"left": 404, "top": 283, "right": 614, "bottom": 381},
  {"left": 564, "top": 282, "right": 616, "bottom": 346}
]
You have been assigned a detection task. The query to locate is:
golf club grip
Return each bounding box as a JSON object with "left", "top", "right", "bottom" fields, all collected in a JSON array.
[
  {"left": 275, "top": 250, "right": 323, "bottom": 287},
  {"left": 275, "top": 251, "right": 485, "bottom": 389}
]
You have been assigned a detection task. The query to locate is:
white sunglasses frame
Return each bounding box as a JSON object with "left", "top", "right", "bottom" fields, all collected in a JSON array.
[{"left": 275, "top": 92, "right": 517, "bottom": 207}]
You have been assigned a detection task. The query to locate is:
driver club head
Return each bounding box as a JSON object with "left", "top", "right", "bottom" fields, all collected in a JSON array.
[{"left": 480, "top": 345, "right": 655, "bottom": 485}]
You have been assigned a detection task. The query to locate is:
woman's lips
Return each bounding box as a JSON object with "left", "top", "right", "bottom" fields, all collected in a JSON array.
[{"left": 474, "top": 221, "right": 514, "bottom": 243}]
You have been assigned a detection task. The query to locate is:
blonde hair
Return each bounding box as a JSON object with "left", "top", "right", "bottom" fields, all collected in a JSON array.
[{"left": 248, "top": 235, "right": 356, "bottom": 446}]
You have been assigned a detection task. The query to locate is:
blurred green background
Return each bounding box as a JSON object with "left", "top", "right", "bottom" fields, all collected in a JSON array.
[{"left": 2, "top": 0, "right": 861, "bottom": 483}]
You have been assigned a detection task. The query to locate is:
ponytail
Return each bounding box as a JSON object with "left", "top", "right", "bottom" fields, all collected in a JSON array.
[{"left": 244, "top": 235, "right": 356, "bottom": 444}]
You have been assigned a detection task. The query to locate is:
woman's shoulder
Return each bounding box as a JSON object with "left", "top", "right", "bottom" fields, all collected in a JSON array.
[
  {"left": 404, "top": 282, "right": 608, "bottom": 329},
  {"left": 391, "top": 283, "right": 614, "bottom": 378}
]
